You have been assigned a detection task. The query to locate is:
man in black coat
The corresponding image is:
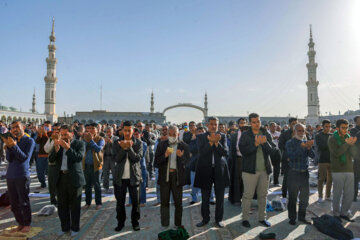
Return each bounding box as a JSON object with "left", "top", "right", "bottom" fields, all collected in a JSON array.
[
  {"left": 49, "top": 125, "right": 85, "bottom": 237},
  {"left": 112, "top": 121, "right": 143, "bottom": 232},
  {"left": 155, "top": 125, "right": 190, "bottom": 227},
  {"left": 194, "top": 117, "right": 229, "bottom": 228},
  {"left": 278, "top": 117, "right": 298, "bottom": 202},
  {"left": 239, "top": 113, "right": 276, "bottom": 228},
  {"left": 350, "top": 115, "right": 360, "bottom": 201},
  {"left": 228, "top": 117, "right": 247, "bottom": 205}
]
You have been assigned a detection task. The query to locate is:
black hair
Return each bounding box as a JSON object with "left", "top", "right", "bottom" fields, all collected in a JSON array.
[
  {"left": 11, "top": 120, "right": 22, "bottom": 125},
  {"left": 123, "top": 121, "right": 133, "bottom": 127},
  {"left": 237, "top": 118, "right": 246, "bottom": 125},
  {"left": 53, "top": 123, "right": 62, "bottom": 127},
  {"left": 354, "top": 115, "right": 360, "bottom": 122},
  {"left": 134, "top": 128, "right": 140, "bottom": 133},
  {"left": 336, "top": 118, "right": 349, "bottom": 128},
  {"left": 207, "top": 116, "right": 219, "bottom": 123},
  {"left": 197, "top": 126, "right": 204, "bottom": 131},
  {"left": 288, "top": 117, "right": 298, "bottom": 124},
  {"left": 322, "top": 119, "right": 331, "bottom": 126},
  {"left": 248, "top": 113, "right": 259, "bottom": 122},
  {"left": 60, "top": 125, "right": 73, "bottom": 132}
]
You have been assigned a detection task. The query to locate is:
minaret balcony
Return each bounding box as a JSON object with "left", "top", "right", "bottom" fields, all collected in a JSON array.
[
  {"left": 44, "top": 76, "right": 58, "bottom": 83},
  {"left": 46, "top": 58, "right": 58, "bottom": 64},
  {"left": 48, "top": 45, "right": 57, "bottom": 51}
]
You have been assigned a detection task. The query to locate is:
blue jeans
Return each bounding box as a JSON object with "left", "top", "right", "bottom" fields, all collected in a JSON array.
[
  {"left": 155, "top": 168, "right": 161, "bottom": 203},
  {"left": 84, "top": 165, "right": 102, "bottom": 205},
  {"left": 191, "top": 171, "right": 201, "bottom": 202},
  {"left": 36, "top": 157, "right": 48, "bottom": 187}
]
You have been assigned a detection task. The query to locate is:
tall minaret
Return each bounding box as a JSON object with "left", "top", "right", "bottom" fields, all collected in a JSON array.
[
  {"left": 204, "top": 92, "right": 208, "bottom": 117},
  {"left": 150, "top": 90, "right": 154, "bottom": 113},
  {"left": 44, "top": 17, "right": 58, "bottom": 123},
  {"left": 306, "top": 25, "right": 320, "bottom": 125},
  {"left": 32, "top": 89, "right": 36, "bottom": 113}
]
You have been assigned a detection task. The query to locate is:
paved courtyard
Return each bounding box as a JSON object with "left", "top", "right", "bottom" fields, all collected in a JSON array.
[{"left": 0, "top": 163, "right": 359, "bottom": 240}]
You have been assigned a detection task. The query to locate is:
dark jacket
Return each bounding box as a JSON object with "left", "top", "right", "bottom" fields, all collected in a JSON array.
[
  {"left": 182, "top": 131, "right": 193, "bottom": 145},
  {"left": 188, "top": 137, "right": 199, "bottom": 172},
  {"left": 315, "top": 131, "right": 332, "bottom": 163},
  {"left": 278, "top": 128, "right": 294, "bottom": 163},
  {"left": 48, "top": 139, "right": 86, "bottom": 188},
  {"left": 238, "top": 128, "right": 276, "bottom": 175},
  {"left": 194, "top": 132, "right": 230, "bottom": 189},
  {"left": 155, "top": 139, "right": 190, "bottom": 186},
  {"left": 112, "top": 136, "right": 143, "bottom": 187}
]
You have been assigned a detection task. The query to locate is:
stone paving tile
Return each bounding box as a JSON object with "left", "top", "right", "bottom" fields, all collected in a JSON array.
[{"left": 0, "top": 164, "right": 359, "bottom": 239}]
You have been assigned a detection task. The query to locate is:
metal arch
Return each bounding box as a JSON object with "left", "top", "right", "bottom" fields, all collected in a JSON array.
[{"left": 162, "top": 104, "right": 206, "bottom": 117}]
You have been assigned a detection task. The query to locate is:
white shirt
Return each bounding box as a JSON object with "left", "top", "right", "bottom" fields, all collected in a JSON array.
[
  {"left": 44, "top": 138, "right": 54, "bottom": 154},
  {"left": 61, "top": 148, "right": 68, "bottom": 171},
  {"left": 122, "top": 156, "right": 130, "bottom": 179},
  {"left": 269, "top": 130, "right": 280, "bottom": 147},
  {"left": 169, "top": 143, "right": 178, "bottom": 169},
  {"left": 236, "top": 130, "right": 242, "bottom": 157}
]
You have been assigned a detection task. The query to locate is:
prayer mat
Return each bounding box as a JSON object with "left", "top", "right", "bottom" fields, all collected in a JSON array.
[{"left": 0, "top": 226, "right": 42, "bottom": 240}]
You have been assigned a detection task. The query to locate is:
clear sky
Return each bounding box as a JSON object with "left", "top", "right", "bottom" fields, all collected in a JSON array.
[{"left": 0, "top": 0, "right": 359, "bottom": 123}]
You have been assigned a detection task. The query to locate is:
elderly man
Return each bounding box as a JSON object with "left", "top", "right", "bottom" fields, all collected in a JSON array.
[
  {"left": 155, "top": 125, "right": 190, "bottom": 227},
  {"left": 2, "top": 121, "right": 35, "bottom": 233},
  {"left": 286, "top": 123, "right": 314, "bottom": 225}
]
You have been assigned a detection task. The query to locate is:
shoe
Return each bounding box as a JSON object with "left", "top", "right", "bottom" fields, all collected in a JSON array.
[
  {"left": 20, "top": 226, "right": 31, "bottom": 233},
  {"left": 214, "top": 221, "right": 224, "bottom": 228},
  {"left": 71, "top": 231, "right": 79, "bottom": 237},
  {"left": 133, "top": 225, "right": 140, "bottom": 231},
  {"left": 84, "top": 204, "right": 90, "bottom": 209},
  {"left": 210, "top": 201, "right": 216, "bottom": 205},
  {"left": 96, "top": 205, "right": 102, "bottom": 210},
  {"left": 126, "top": 203, "right": 132, "bottom": 207},
  {"left": 242, "top": 220, "right": 251, "bottom": 228},
  {"left": 317, "top": 197, "right": 324, "bottom": 203},
  {"left": 339, "top": 215, "right": 355, "bottom": 222},
  {"left": 140, "top": 203, "right": 145, "bottom": 207},
  {"left": 190, "top": 201, "right": 196, "bottom": 205},
  {"left": 115, "top": 225, "right": 124, "bottom": 232},
  {"left": 298, "top": 219, "right": 312, "bottom": 225},
  {"left": 196, "top": 221, "right": 208, "bottom": 227},
  {"left": 289, "top": 219, "right": 296, "bottom": 225},
  {"left": 153, "top": 202, "right": 161, "bottom": 206},
  {"left": 273, "top": 183, "right": 281, "bottom": 187},
  {"left": 10, "top": 226, "right": 23, "bottom": 232},
  {"left": 259, "top": 220, "right": 271, "bottom": 227},
  {"left": 57, "top": 231, "right": 69, "bottom": 236},
  {"left": 325, "top": 197, "right": 332, "bottom": 201}
]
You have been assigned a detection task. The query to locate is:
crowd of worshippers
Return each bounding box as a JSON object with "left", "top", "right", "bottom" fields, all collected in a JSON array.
[{"left": 0, "top": 114, "right": 359, "bottom": 236}]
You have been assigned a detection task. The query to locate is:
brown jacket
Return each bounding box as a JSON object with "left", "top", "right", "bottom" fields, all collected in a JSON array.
[{"left": 82, "top": 136, "right": 104, "bottom": 171}]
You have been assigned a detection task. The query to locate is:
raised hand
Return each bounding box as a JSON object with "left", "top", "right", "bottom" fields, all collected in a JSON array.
[
  {"left": 176, "top": 149, "right": 184, "bottom": 157},
  {"left": 165, "top": 147, "right": 173, "bottom": 158},
  {"left": 58, "top": 139, "right": 70, "bottom": 150}
]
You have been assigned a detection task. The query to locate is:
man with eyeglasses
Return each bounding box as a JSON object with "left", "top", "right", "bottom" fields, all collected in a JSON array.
[{"left": 328, "top": 119, "right": 357, "bottom": 222}]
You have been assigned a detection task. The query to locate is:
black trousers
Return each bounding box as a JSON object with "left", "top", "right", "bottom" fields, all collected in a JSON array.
[
  {"left": 287, "top": 170, "right": 309, "bottom": 221},
  {"left": 48, "top": 165, "right": 57, "bottom": 205},
  {"left": 159, "top": 172, "right": 183, "bottom": 227},
  {"left": 114, "top": 179, "right": 140, "bottom": 227},
  {"left": 201, "top": 168, "right": 225, "bottom": 223},
  {"left": 282, "top": 162, "right": 289, "bottom": 198},
  {"left": 7, "top": 176, "right": 32, "bottom": 226},
  {"left": 56, "top": 172, "right": 83, "bottom": 232},
  {"left": 148, "top": 151, "right": 154, "bottom": 178},
  {"left": 270, "top": 152, "right": 281, "bottom": 185}
]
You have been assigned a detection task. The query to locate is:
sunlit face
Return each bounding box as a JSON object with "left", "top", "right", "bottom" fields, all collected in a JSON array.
[
  {"left": 87, "top": 126, "right": 97, "bottom": 136},
  {"left": 338, "top": 123, "right": 349, "bottom": 136},
  {"left": 161, "top": 126, "right": 168, "bottom": 136},
  {"left": 60, "top": 129, "right": 72, "bottom": 141},
  {"left": 219, "top": 124, "right": 226, "bottom": 133},
  {"left": 137, "top": 123, "right": 144, "bottom": 132},
  {"left": 269, "top": 124, "right": 276, "bottom": 133},
  {"left": 189, "top": 122, "right": 196, "bottom": 131},
  {"left": 207, "top": 120, "right": 218, "bottom": 133},
  {"left": 10, "top": 122, "right": 24, "bottom": 138},
  {"left": 53, "top": 126, "right": 61, "bottom": 134},
  {"left": 295, "top": 125, "right": 305, "bottom": 139},
  {"left": 290, "top": 120, "right": 298, "bottom": 129},
  {"left": 123, "top": 126, "right": 134, "bottom": 139},
  {"left": 168, "top": 128, "right": 178, "bottom": 138},
  {"left": 238, "top": 120, "right": 246, "bottom": 128},
  {"left": 250, "top": 117, "right": 261, "bottom": 131}
]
